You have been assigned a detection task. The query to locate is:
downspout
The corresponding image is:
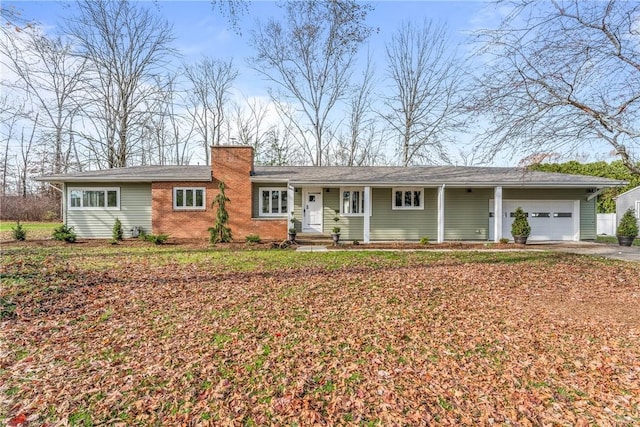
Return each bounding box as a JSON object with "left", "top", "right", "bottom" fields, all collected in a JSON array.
[{"left": 46, "top": 182, "right": 64, "bottom": 223}]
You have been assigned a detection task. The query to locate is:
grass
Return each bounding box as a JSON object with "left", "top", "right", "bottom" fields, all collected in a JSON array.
[
  {"left": 0, "top": 221, "right": 61, "bottom": 241},
  {"left": 1, "top": 243, "right": 639, "bottom": 425}
]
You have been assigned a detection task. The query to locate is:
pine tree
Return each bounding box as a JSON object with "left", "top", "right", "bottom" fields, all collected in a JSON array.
[{"left": 209, "top": 181, "right": 232, "bottom": 243}]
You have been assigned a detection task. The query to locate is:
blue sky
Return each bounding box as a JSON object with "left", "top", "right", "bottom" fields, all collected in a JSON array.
[{"left": 8, "top": 0, "right": 491, "bottom": 99}]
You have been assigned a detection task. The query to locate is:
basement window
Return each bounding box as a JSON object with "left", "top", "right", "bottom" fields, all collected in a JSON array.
[
  {"left": 174, "top": 187, "right": 205, "bottom": 210},
  {"left": 68, "top": 188, "right": 120, "bottom": 210}
]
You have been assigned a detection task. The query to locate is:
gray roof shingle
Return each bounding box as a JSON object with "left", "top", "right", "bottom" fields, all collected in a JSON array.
[
  {"left": 251, "top": 166, "right": 626, "bottom": 187},
  {"left": 37, "top": 164, "right": 626, "bottom": 187},
  {"left": 36, "top": 165, "right": 212, "bottom": 183}
]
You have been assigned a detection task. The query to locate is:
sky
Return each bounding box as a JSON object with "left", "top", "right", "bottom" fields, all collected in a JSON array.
[
  {"left": 4, "top": 1, "right": 618, "bottom": 167},
  {"left": 7, "top": 0, "right": 491, "bottom": 99}
]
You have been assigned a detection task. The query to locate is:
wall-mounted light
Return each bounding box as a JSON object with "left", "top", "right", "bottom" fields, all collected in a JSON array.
[
  {"left": 326, "top": 188, "right": 330, "bottom": 193},
  {"left": 466, "top": 188, "right": 473, "bottom": 193}
]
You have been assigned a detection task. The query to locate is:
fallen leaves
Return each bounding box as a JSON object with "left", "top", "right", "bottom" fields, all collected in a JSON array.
[{"left": 1, "top": 247, "right": 639, "bottom": 425}]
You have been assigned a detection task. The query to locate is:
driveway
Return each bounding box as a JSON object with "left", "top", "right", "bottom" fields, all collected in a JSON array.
[{"left": 530, "top": 242, "right": 640, "bottom": 262}]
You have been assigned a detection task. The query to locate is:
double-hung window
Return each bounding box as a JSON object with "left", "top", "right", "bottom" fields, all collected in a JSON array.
[
  {"left": 68, "top": 188, "right": 120, "bottom": 210},
  {"left": 392, "top": 188, "right": 423, "bottom": 210},
  {"left": 174, "top": 187, "right": 205, "bottom": 210},
  {"left": 341, "top": 188, "right": 364, "bottom": 215},
  {"left": 259, "top": 188, "right": 288, "bottom": 217}
]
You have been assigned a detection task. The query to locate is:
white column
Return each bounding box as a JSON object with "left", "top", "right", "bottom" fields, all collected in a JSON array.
[
  {"left": 494, "top": 186, "right": 503, "bottom": 242},
  {"left": 437, "top": 185, "right": 445, "bottom": 243},
  {"left": 364, "top": 186, "right": 371, "bottom": 243},
  {"left": 288, "top": 184, "right": 295, "bottom": 229}
]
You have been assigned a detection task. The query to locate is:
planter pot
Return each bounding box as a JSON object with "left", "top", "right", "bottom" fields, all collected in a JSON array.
[
  {"left": 288, "top": 232, "right": 297, "bottom": 243},
  {"left": 331, "top": 233, "right": 340, "bottom": 245},
  {"left": 513, "top": 235, "right": 528, "bottom": 245},
  {"left": 617, "top": 235, "right": 635, "bottom": 247}
]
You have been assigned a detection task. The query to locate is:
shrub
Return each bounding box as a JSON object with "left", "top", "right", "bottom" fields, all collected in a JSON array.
[
  {"left": 11, "top": 221, "right": 26, "bottom": 241},
  {"left": 52, "top": 224, "right": 77, "bottom": 243},
  {"left": 332, "top": 216, "right": 341, "bottom": 234},
  {"left": 499, "top": 237, "right": 509, "bottom": 244},
  {"left": 419, "top": 236, "right": 429, "bottom": 245},
  {"left": 209, "top": 181, "right": 232, "bottom": 243},
  {"left": 112, "top": 218, "right": 124, "bottom": 241},
  {"left": 246, "top": 234, "right": 261, "bottom": 244},
  {"left": 143, "top": 233, "right": 169, "bottom": 245},
  {"left": 616, "top": 208, "right": 639, "bottom": 237},
  {"left": 510, "top": 207, "right": 531, "bottom": 237}
]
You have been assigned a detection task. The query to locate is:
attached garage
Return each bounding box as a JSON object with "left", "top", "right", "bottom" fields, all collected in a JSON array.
[{"left": 490, "top": 200, "right": 580, "bottom": 241}]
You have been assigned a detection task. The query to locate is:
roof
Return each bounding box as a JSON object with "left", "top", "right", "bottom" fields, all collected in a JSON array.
[
  {"left": 36, "top": 165, "right": 212, "bottom": 183},
  {"left": 251, "top": 165, "right": 627, "bottom": 188},
  {"left": 36, "top": 164, "right": 626, "bottom": 188},
  {"left": 615, "top": 185, "right": 640, "bottom": 199}
]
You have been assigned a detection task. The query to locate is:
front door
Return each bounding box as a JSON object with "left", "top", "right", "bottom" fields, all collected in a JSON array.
[{"left": 302, "top": 189, "right": 323, "bottom": 233}]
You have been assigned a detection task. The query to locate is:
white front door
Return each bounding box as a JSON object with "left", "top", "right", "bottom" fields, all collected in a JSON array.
[{"left": 302, "top": 189, "right": 323, "bottom": 233}]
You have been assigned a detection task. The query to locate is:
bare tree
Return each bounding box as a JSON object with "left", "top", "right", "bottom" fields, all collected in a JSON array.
[
  {"left": 232, "top": 96, "right": 274, "bottom": 162},
  {"left": 16, "top": 114, "right": 38, "bottom": 197},
  {"left": 472, "top": 0, "right": 640, "bottom": 175},
  {"left": 65, "top": 0, "right": 176, "bottom": 168},
  {"left": 249, "top": 0, "right": 374, "bottom": 166},
  {"left": 333, "top": 53, "right": 387, "bottom": 166},
  {"left": 0, "top": 29, "right": 87, "bottom": 174},
  {"left": 383, "top": 20, "right": 465, "bottom": 166},
  {"left": 183, "top": 57, "right": 238, "bottom": 164}
]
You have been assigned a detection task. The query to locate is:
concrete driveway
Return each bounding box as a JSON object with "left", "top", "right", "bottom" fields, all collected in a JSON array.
[{"left": 530, "top": 242, "right": 640, "bottom": 262}]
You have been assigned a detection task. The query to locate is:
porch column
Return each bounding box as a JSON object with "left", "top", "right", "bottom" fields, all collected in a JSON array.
[
  {"left": 437, "top": 185, "right": 445, "bottom": 243},
  {"left": 494, "top": 186, "right": 503, "bottom": 242},
  {"left": 364, "top": 186, "right": 371, "bottom": 243},
  {"left": 287, "top": 184, "right": 295, "bottom": 229}
]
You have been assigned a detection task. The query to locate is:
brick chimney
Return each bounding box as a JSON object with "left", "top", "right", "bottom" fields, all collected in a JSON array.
[{"left": 211, "top": 145, "right": 255, "bottom": 238}]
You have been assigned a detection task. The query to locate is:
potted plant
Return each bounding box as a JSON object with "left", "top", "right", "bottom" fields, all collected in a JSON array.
[
  {"left": 288, "top": 213, "right": 297, "bottom": 242},
  {"left": 616, "top": 208, "right": 638, "bottom": 246},
  {"left": 511, "top": 206, "right": 531, "bottom": 244},
  {"left": 331, "top": 215, "right": 341, "bottom": 245}
]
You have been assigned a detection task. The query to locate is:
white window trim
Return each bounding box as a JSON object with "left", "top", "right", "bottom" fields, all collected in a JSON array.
[
  {"left": 68, "top": 187, "right": 120, "bottom": 210},
  {"left": 635, "top": 200, "right": 640, "bottom": 219},
  {"left": 340, "top": 187, "right": 365, "bottom": 216},
  {"left": 392, "top": 187, "right": 424, "bottom": 210},
  {"left": 258, "top": 187, "right": 288, "bottom": 217},
  {"left": 173, "top": 187, "right": 206, "bottom": 210}
]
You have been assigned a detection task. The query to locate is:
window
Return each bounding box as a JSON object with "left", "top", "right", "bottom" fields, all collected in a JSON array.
[
  {"left": 341, "top": 188, "right": 364, "bottom": 215},
  {"left": 68, "top": 188, "right": 119, "bottom": 210},
  {"left": 173, "top": 187, "right": 205, "bottom": 210},
  {"left": 259, "top": 188, "right": 287, "bottom": 216},
  {"left": 392, "top": 188, "right": 423, "bottom": 210},
  {"left": 531, "top": 212, "right": 550, "bottom": 218},
  {"left": 553, "top": 212, "right": 572, "bottom": 218},
  {"left": 636, "top": 201, "right": 640, "bottom": 219}
]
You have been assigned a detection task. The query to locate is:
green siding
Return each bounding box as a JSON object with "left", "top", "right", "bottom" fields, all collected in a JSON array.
[
  {"left": 503, "top": 188, "right": 595, "bottom": 240},
  {"left": 66, "top": 183, "right": 151, "bottom": 238},
  {"left": 292, "top": 190, "right": 302, "bottom": 232},
  {"left": 370, "top": 188, "right": 437, "bottom": 241},
  {"left": 444, "top": 188, "right": 493, "bottom": 240}
]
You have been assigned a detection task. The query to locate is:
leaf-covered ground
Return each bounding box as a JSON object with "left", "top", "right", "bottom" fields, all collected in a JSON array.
[{"left": 1, "top": 244, "right": 639, "bottom": 426}]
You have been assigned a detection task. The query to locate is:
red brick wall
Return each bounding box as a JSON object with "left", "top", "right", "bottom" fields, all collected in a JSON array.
[
  {"left": 211, "top": 146, "right": 286, "bottom": 241},
  {"left": 151, "top": 181, "right": 217, "bottom": 239},
  {"left": 151, "top": 146, "right": 287, "bottom": 240}
]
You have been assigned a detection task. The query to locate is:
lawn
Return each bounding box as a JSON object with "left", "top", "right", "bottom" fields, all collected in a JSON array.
[
  {"left": 0, "top": 221, "right": 60, "bottom": 241},
  {"left": 1, "top": 243, "right": 639, "bottom": 426}
]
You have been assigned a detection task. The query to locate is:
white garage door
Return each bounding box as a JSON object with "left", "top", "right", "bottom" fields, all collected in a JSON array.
[{"left": 489, "top": 200, "right": 580, "bottom": 241}]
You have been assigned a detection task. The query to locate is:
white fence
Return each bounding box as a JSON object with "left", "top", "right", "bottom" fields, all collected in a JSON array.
[{"left": 597, "top": 213, "right": 616, "bottom": 235}]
